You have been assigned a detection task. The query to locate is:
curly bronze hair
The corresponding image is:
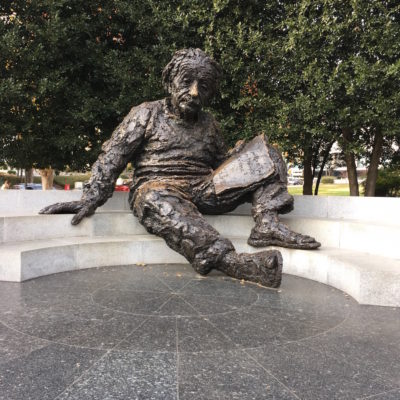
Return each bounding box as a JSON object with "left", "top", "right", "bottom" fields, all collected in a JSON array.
[{"left": 162, "top": 48, "right": 223, "bottom": 96}]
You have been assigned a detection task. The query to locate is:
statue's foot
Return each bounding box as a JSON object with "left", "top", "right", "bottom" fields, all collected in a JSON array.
[
  {"left": 248, "top": 224, "right": 321, "bottom": 250},
  {"left": 221, "top": 250, "right": 282, "bottom": 288}
]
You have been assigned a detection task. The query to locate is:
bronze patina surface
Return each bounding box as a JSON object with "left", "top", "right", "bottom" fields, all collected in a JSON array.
[{"left": 40, "top": 48, "right": 320, "bottom": 287}]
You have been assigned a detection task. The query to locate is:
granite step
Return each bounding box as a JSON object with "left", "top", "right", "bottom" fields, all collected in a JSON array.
[
  {"left": 1, "top": 212, "right": 399, "bottom": 259},
  {"left": 0, "top": 234, "right": 399, "bottom": 307}
]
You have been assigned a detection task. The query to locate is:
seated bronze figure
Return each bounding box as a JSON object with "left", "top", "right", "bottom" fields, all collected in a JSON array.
[{"left": 40, "top": 48, "right": 320, "bottom": 287}]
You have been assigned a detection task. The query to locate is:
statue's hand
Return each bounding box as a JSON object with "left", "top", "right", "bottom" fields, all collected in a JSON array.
[{"left": 39, "top": 201, "right": 96, "bottom": 225}]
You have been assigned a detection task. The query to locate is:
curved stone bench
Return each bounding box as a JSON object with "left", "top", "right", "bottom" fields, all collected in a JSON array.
[{"left": 0, "top": 192, "right": 399, "bottom": 307}]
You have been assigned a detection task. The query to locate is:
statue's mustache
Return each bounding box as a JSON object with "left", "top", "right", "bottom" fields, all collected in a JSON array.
[{"left": 179, "top": 94, "right": 201, "bottom": 106}]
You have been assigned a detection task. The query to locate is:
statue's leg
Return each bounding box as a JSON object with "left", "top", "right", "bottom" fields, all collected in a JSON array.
[
  {"left": 133, "top": 182, "right": 282, "bottom": 287},
  {"left": 248, "top": 146, "right": 321, "bottom": 249}
]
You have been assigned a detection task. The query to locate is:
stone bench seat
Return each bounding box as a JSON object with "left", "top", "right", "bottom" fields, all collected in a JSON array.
[
  {"left": 0, "top": 192, "right": 398, "bottom": 307},
  {"left": 1, "top": 212, "right": 398, "bottom": 259},
  {"left": 0, "top": 215, "right": 399, "bottom": 307}
]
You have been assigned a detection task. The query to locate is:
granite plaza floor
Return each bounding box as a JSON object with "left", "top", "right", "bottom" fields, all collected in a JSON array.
[{"left": 0, "top": 264, "right": 399, "bottom": 400}]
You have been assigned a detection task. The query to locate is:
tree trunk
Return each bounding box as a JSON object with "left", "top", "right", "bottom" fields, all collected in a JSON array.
[
  {"left": 342, "top": 128, "right": 359, "bottom": 196},
  {"left": 364, "top": 130, "right": 383, "bottom": 197},
  {"left": 314, "top": 141, "right": 334, "bottom": 195},
  {"left": 25, "top": 168, "right": 34, "bottom": 185},
  {"left": 39, "top": 168, "right": 54, "bottom": 190},
  {"left": 303, "top": 149, "right": 313, "bottom": 195}
]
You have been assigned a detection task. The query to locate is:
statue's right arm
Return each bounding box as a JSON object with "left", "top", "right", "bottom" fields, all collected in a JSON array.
[{"left": 39, "top": 104, "right": 152, "bottom": 224}]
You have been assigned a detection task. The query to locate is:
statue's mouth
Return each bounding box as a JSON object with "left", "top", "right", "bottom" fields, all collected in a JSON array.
[
  {"left": 174, "top": 94, "right": 201, "bottom": 115},
  {"left": 182, "top": 99, "right": 201, "bottom": 110}
]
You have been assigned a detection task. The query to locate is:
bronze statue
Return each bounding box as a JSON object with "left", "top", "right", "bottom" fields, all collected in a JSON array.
[{"left": 40, "top": 48, "right": 320, "bottom": 288}]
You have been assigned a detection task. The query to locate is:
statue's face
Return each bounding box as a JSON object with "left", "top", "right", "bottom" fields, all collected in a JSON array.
[{"left": 170, "top": 60, "right": 216, "bottom": 119}]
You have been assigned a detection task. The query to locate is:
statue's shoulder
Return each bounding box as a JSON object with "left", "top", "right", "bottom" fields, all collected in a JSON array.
[{"left": 128, "top": 100, "right": 163, "bottom": 120}]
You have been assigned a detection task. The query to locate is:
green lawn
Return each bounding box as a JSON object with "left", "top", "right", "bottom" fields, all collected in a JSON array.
[
  {"left": 288, "top": 183, "right": 351, "bottom": 196},
  {"left": 53, "top": 174, "right": 91, "bottom": 187}
]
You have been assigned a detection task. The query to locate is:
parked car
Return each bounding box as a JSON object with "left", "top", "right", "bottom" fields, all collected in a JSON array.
[
  {"left": 114, "top": 184, "right": 130, "bottom": 192},
  {"left": 12, "top": 183, "right": 55, "bottom": 190},
  {"left": 288, "top": 177, "right": 303, "bottom": 185}
]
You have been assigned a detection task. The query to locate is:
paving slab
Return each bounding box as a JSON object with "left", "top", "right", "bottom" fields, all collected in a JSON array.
[{"left": 0, "top": 264, "right": 399, "bottom": 400}]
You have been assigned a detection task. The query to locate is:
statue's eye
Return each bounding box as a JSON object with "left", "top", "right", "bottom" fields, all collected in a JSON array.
[{"left": 199, "top": 81, "right": 208, "bottom": 91}]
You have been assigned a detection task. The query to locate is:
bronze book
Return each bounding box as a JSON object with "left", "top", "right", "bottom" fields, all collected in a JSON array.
[{"left": 213, "top": 135, "right": 275, "bottom": 195}]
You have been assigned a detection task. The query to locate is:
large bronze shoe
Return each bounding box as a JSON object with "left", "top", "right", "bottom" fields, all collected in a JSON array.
[
  {"left": 248, "top": 225, "right": 321, "bottom": 250},
  {"left": 221, "top": 250, "right": 283, "bottom": 288}
]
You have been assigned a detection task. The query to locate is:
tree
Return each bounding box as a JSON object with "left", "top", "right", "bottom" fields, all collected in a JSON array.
[
  {"left": 149, "top": 0, "right": 288, "bottom": 147},
  {"left": 0, "top": 0, "right": 172, "bottom": 187},
  {"left": 1, "top": 0, "right": 398, "bottom": 195},
  {"left": 278, "top": 0, "right": 400, "bottom": 196}
]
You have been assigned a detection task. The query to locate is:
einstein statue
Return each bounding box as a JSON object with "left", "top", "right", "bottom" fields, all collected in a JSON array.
[{"left": 40, "top": 49, "right": 320, "bottom": 287}]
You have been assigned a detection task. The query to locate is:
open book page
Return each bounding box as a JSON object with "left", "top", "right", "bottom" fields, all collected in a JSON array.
[{"left": 212, "top": 135, "right": 275, "bottom": 195}]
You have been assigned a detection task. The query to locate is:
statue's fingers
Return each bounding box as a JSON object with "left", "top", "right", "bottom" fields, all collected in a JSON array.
[
  {"left": 39, "top": 201, "right": 81, "bottom": 215},
  {"left": 39, "top": 205, "right": 53, "bottom": 214},
  {"left": 39, "top": 203, "right": 68, "bottom": 214},
  {"left": 71, "top": 208, "right": 87, "bottom": 225},
  {"left": 71, "top": 205, "right": 94, "bottom": 225}
]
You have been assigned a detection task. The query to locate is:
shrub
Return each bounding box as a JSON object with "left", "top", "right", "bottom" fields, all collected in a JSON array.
[
  {"left": 373, "top": 169, "right": 400, "bottom": 197},
  {"left": 321, "top": 176, "right": 335, "bottom": 184},
  {"left": 7, "top": 170, "right": 17, "bottom": 175},
  {"left": 0, "top": 174, "right": 23, "bottom": 186}
]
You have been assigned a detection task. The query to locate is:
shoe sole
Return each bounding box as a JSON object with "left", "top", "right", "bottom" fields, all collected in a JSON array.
[{"left": 248, "top": 238, "right": 321, "bottom": 250}]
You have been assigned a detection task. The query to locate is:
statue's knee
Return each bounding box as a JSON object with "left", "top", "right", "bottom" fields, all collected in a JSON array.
[{"left": 133, "top": 188, "right": 161, "bottom": 222}]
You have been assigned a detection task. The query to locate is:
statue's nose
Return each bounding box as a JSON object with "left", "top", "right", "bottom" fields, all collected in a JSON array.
[{"left": 189, "top": 81, "right": 199, "bottom": 97}]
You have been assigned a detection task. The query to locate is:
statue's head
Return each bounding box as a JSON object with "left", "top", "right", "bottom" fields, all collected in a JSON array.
[{"left": 162, "top": 48, "right": 222, "bottom": 119}]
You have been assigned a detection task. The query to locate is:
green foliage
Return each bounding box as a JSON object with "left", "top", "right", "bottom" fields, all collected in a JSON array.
[
  {"left": 0, "top": 0, "right": 171, "bottom": 170},
  {"left": 367, "top": 169, "right": 400, "bottom": 197},
  {"left": 1, "top": 0, "right": 399, "bottom": 180},
  {"left": 321, "top": 176, "right": 335, "bottom": 184},
  {"left": 277, "top": 1, "right": 399, "bottom": 156}
]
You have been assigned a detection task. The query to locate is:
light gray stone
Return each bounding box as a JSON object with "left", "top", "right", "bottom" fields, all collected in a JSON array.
[
  {"left": 0, "top": 248, "right": 21, "bottom": 281},
  {"left": 75, "top": 239, "right": 143, "bottom": 269},
  {"left": 339, "top": 220, "right": 400, "bottom": 259},
  {"left": 0, "top": 235, "right": 399, "bottom": 306},
  {"left": 0, "top": 217, "right": 4, "bottom": 243},
  {"left": 325, "top": 196, "right": 400, "bottom": 225},
  {"left": 91, "top": 212, "right": 147, "bottom": 236},
  {"left": 0, "top": 193, "right": 399, "bottom": 307},
  {"left": 21, "top": 244, "right": 77, "bottom": 281},
  {"left": 0, "top": 212, "right": 397, "bottom": 259},
  {"left": 3, "top": 214, "right": 91, "bottom": 243},
  {"left": 141, "top": 237, "right": 187, "bottom": 264}
]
